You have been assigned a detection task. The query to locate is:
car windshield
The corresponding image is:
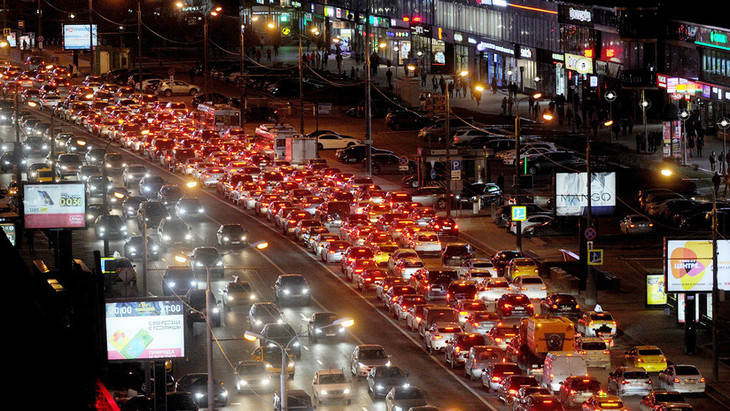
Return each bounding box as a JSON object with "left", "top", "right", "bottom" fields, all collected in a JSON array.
[
  {"left": 166, "top": 220, "right": 188, "bottom": 231},
  {"left": 477, "top": 351, "right": 503, "bottom": 360},
  {"left": 377, "top": 367, "right": 405, "bottom": 378},
  {"left": 447, "top": 245, "right": 470, "bottom": 253},
  {"left": 674, "top": 365, "right": 700, "bottom": 375},
  {"left": 222, "top": 225, "right": 245, "bottom": 234},
  {"left": 228, "top": 283, "right": 252, "bottom": 293},
  {"left": 521, "top": 277, "right": 543, "bottom": 284},
  {"left": 314, "top": 313, "right": 338, "bottom": 325},
  {"left": 129, "top": 166, "right": 146, "bottom": 173},
  {"left": 494, "top": 364, "right": 522, "bottom": 374},
  {"left": 394, "top": 388, "right": 424, "bottom": 400},
  {"left": 554, "top": 295, "right": 576, "bottom": 303},
  {"left": 281, "top": 276, "right": 307, "bottom": 285},
  {"left": 60, "top": 155, "right": 81, "bottom": 163},
  {"left": 266, "top": 324, "right": 295, "bottom": 338},
  {"left": 238, "top": 363, "right": 266, "bottom": 374},
  {"left": 655, "top": 393, "right": 685, "bottom": 402},
  {"left": 319, "top": 373, "right": 347, "bottom": 384},
  {"left": 582, "top": 341, "right": 607, "bottom": 350},
  {"left": 638, "top": 349, "right": 663, "bottom": 356},
  {"left": 359, "top": 349, "right": 387, "bottom": 360},
  {"left": 570, "top": 378, "right": 600, "bottom": 391},
  {"left": 623, "top": 371, "right": 649, "bottom": 379}
]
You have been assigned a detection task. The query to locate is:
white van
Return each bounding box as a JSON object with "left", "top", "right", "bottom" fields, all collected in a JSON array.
[{"left": 541, "top": 351, "right": 588, "bottom": 392}]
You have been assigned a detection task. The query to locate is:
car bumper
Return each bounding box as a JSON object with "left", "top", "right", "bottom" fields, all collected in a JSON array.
[
  {"left": 429, "top": 339, "right": 448, "bottom": 351},
  {"left": 669, "top": 382, "right": 706, "bottom": 393},
  {"left": 640, "top": 362, "right": 667, "bottom": 372}
]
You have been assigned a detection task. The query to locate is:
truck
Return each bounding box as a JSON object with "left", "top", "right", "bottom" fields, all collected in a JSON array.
[
  {"left": 510, "top": 316, "right": 576, "bottom": 377},
  {"left": 253, "top": 123, "right": 300, "bottom": 160}
]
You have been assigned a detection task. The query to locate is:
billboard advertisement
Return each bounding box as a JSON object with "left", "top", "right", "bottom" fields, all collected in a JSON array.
[
  {"left": 63, "top": 24, "right": 98, "bottom": 50},
  {"left": 555, "top": 172, "right": 616, "bottom": 216},
  {"left": 665, "top": 239, "right": 730, "bottom": 292},
  {"left": 106, "top": 299, "right": 186, "bottom": 360},
  {"left": 23, "top": 182, "right": 86, "bottom": 229}
]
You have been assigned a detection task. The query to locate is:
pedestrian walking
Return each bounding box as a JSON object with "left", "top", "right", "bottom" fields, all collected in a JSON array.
[
  {"left": 508, "top": 97, "right": 514, "bottom": 116},
  {"left": 528, "top": 95, "right": 534, "bottom": 117},
  {"left": 721, "top": 151, "right": 728, "bottom": 175},
  {"left": 710, "top": 151, "right": 717, "bottom": 171},
  {"left": 687, "top": 135, "right": 695, "bottom": 157},
  {"left": 439, "top": 76, "right": 446, "bottom": 94},
  {"left": 255, "top": 49, "right": 262, "bottom": 63},
  {"left": 501, "top": 97, "right": 508, "bottom": 116},
  {"left": 448, "top": 81, "right": 455, "bottom": 98},
  {"left": 491, "top": 77, "right": 498, "bottom": 94},
  {"left": 474, "top": 87, "right": 482, "bottom": 107},
  {"left": 421, "top": 71, "right": 427, "bottom": 87},
  {"left": 461, "top": 78, "right": 468, "bottom": 98},
  {"left": 266, "top": 47, "right": 272, "bottom": 62},
  {"left": 696, "top": 134, "right": 704, "bottom": 157},
  {"left": 386, "top": 68, "right": 393, "bottom": 89},
  {"left": 533, "top": 100, "right": 540, "bottom": 121},
  {"left": 713, "top": 172, "right": 722, "bottom": 196},
  {"left": 432, "top": 77, "right": 438, "bottom": 92}
]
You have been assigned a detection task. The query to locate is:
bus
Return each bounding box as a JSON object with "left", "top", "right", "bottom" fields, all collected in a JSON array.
[{"left": 196, "top": 103, "right": 240, "bottom": 131}]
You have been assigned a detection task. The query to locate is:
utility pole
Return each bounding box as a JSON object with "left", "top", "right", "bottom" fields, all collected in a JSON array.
[
  {"left": 89, "top": 0, "right": 94, "bottom": 75},
  {"left": 585, "top": 133, "right": 596, "bottom": 305},
  {"left": 298, "top": 17, "right": 304, "bottom": 135},
  {"left": 240, "top": 1, "right": 246, "bottom": 130},
  {"left": 364, "top": 0, "right": 372, "bottom": 177},
  {"left": 137, "top": 0, "right": 142, "bottom": 88}
]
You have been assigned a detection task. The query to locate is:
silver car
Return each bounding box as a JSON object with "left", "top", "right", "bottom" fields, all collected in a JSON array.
[
  {"left": 350, "top": 344, "right": 390, "bottom": 379},
  {"left": 464, "top": 345, "right": 505, "bottom": 380}
]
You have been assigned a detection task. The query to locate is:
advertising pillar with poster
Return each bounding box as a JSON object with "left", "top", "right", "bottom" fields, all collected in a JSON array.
[
  {"left": 646, "top": 271, "right": 667, "bottom": 307},
  {"left": 662, "top": 121, "right": 683, "bottom": 161}
]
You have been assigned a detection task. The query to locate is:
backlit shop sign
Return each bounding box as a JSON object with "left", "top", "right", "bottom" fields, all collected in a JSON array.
[
  {"left": 569, "top": 7, "right": 592, "bottom": 23},
  {"left": 476, "top": 41, "right": 514, "bottom": 55}
]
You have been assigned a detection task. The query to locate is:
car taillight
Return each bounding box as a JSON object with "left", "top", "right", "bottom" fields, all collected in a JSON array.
[
  {"left": 472, "top": 322, "right": 479, "bottom": 327},
  {"left": 603, "top": 350, "right": 610, "bottom": 355},
  {"left": 620, "top": 380, "right": 628, "bottom": 384},
  {"left": 491, "top": 376, "right": 501, "bottom": 382},
  {"left": 662, "top": 357, "right": 667, "bottom": 362},
  {"left": 578, "top": 350, "right": 587, "bottom": 355}
]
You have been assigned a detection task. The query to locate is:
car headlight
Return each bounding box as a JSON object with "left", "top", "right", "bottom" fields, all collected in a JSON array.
[
  {"left": 292, "top": 341, "right": 300, "bottom": 348},
  {"left": 195, "top": 262, "right": 204, "bottom": 267},
  {"left": 194, "top": 393, "right": 204, "bottom": 400},
  {"left": 163, "top": 235, "right": 171, "bottom": 241},
  {"left": 168, "top": 281, "right": 176, "bottom": 288},
  {"left": 212, "top": 307, "right": 220, "bottom": 314},
  {"left": 343, "top": 388, "right": 350, "bottom": 394},
  {"left": 283, "top": 289, "right": 290, "bottom": 295},
  {"left": 223, "top": 236, "right": 229, "bottom": 241},
  {"left": 249, "top": 294, "right": 256, "bottom": 300},
  {"left": 239, "top": 380, "right": 247, "bottom": 386},
  {"left": 151, "top": 245, "right": 158, "bottom": 251},
  {"left": 128, "top": 247, "right": 136, "bottom": 253},
  {"left": 302, "top": 288, "right": 309, "bottom": 294},
  {"left": 255, "top": 320, "right": 262, "bottom": 325},
  {"left": 198, "top": 207, "right": 205, "bottom": 213},
  {"left": 376, "top": 384, "right": 384, "bottom": 391},
  {"left": 190, "top": 280, "right": 198, "bottom": 287},
  {"left": 385, "top": 360, "right": 391, "bottom": 366},
  {"left": 402, "top": 383, "right": 410, "bottom": 389},
  {"left": 315, "top": 328, "right": 322, "bottom": 334},
  {"left": 216, "top": 260, "right": 224, "bottom": 267},
  {"left": 185, "top": 233, "right": 192, "bottom": 239},
  {"left": 144, "top": 187, "right": 150, "bottom": 192},
  {"left": 178, "top": 208, "right": 186, "bottom": 214},
  {"left": 320, "top": 390, "right": 327, "bottom": 396},
  {"left": 265, "top": 363, "right": 272, "bottom": 368},
  {"left": 288, "top": 361, "right": 294, "bottom": 368},
  {"left": 241, "top": 235, "right": 247, "bottom": 241},
  {"left": 99, "top": 227, "right": 105, "bottom": 231}
]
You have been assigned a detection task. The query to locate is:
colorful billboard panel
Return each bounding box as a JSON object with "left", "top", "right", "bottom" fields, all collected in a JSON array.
[
  {"left": 665, "top": 239, "right": 730, "bottom": 292},
  {"left": 105, "top": 300, "right": 186, "bottom": 360},
  {"left": 23, "top": 182, "right": 86, "bottom": 229},
  {"left": 555, "top": 172, "right": 616, "bottom": 216}
]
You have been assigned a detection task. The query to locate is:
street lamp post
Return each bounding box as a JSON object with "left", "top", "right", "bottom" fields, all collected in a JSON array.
[
  {"left": 513, "top": 92, "right": 541, "bottom": 251},
  {"left": 640, "top": 94, "right": 650, "bottom": 152},
  {"left": 244, "top": 318, "right": 353, "bottom": 411},
  {"left": 679, "top": 109, "right": 690, "bottom": 166},
  {"left": 444, "top": 70, "right": 469, "bottom": 217}
]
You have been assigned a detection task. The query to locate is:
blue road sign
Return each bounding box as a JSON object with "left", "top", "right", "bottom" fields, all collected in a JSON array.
[
  {"left": 451, "top": 160, "right": 461, "bottom": 171},
  {"left": 588, "top": 249, "right": 603, "bottom": 265}
]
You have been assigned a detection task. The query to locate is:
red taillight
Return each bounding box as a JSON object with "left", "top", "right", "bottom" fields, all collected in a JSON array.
[{"left": 491, "top": 376, "right": 501, "bottom": 382}]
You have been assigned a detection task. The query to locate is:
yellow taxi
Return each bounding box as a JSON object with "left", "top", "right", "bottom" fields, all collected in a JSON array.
[
  {"left": 373, "top": 243, "right": 399, "bottom": 266},
  {"left": 505, "top": 257, "right": 540, "bottom": 280},
  {"left": 250, "top": 345, "right": 295, "bottom": 378},
  {"left": 581, "top": 393, "right": 627, "bottom": 411},
  {"left": 624, "top": 345, "right": 668, "bottom": 372}
]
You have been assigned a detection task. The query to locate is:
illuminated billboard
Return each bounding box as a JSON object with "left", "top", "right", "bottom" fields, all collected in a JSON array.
[
  {"left": 23, "top": 182, "right": 86, "bottom": 229},
  {"left": 63, "top": 24, "right": 98, "bottom": 50},
  {"left": 555, "top": 172, "right": 616, "bottom": 216},
  {"left": 106, "top": 299, "right": 186, "bottom": 360},
  {"left": 665, "top": 239, "right": 730, "bottom": 293}
]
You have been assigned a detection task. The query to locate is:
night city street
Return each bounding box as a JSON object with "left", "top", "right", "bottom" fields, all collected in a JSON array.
[{"left": 3, "top": 1, "right": 730, "bottom": 410}]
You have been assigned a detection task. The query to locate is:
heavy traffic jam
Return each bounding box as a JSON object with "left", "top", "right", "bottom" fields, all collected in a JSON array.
[{"left": 1, "top": 57, "right": 708, "bottom": 411}]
